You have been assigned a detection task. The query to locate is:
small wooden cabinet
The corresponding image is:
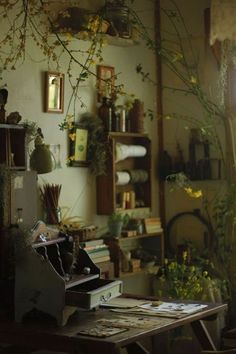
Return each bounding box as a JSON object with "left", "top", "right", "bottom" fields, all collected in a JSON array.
[
  {"left": 15, "top": 223, "right": 122, "bottom": 326},
  {"left": 96, "top": 132, "right": 152, "bottom": 214},
  {"left": 0, "top": 124, "right": 26, "bottom": 169}
]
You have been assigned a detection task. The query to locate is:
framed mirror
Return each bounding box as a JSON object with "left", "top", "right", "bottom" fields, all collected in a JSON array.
[
  {"left": 45, "top": 72, "right": 64, "bottom": 113},
  {"left": 96, "top": 65, "right": 115, "bottom": 102}
]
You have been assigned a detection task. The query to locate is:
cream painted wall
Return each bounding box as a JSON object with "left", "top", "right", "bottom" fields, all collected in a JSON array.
[
  {"left": 0, "top": 0, "right": 159, "bottom": 233},
  {"left": 161, "top": 0, "right": 225, "bottom": 250}
]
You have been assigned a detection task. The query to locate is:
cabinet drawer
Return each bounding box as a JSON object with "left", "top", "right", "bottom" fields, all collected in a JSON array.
[{"left": 65, "top": 278, "right": 122, "bottom": 309}]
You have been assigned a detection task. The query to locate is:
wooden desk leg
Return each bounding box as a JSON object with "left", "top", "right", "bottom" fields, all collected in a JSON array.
[
  {"left": 125, "top": 342, "right": 151, "bottom": 354},
  {"left": 191, "top": 320, "right": 217, "bottom": 351},
  {"left": 152, "top": 331, "right": 170, "bottom": 354}
]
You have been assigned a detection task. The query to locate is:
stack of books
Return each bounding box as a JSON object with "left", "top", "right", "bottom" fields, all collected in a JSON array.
[
  {"left": 144, "top": 218, "right": 163, "bottom": 234},
  {"left": 80, "top": 239, "right": 110, "bottom": 264}
]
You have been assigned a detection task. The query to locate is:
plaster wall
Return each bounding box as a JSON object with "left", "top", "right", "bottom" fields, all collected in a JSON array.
[
  {"left": 161, "top": 0, "right": 226, "bottom": 252},
  {"left": 0, "top": 0, "right": 159, "bottom": 233}
]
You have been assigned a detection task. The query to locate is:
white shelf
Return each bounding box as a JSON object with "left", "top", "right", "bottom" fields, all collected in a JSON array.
[{"left": 54, "top": 31, "right": 139, "bottom": 47}]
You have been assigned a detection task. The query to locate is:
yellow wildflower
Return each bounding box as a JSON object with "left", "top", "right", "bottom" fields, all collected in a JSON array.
[
  {"left": 184, "top": 187, "right": 202, "bottom": 198},
  {"left": 65, "top": 32, "right": 73, "bottom": 41},
  {"left": 67, "top": 121, "right": 74, "bottom": 130},
  {"left": 69, "top": 133, "right": 76, "bottom": 141},
  {"left": 89, "top": 59, "right": 96, "bottom": 65},
  {"left": 87, "top": 15, "right": 101, "bottom": 33},
  {"left": 172, "top": 51, "right": 183, "bottom": 62},
  {"left": 101, "top": 38, "right": 108, "bottom": 47},
  {"left": 79, "top": 31, "right": 89, "bottom": 40},
  {"left": 68, "top": 155, "right": 75, "bottom": 161},
  {"left": 190, "top": 76, "right": 197, "bottom": 84},
  {"left": 66, "top": 114, "right": 74, "bottom": 121},
  {"left": 182, "top": 251, "right": 188, "bottom": 261}
]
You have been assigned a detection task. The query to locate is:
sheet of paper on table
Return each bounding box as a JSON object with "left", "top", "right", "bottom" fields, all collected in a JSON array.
[
  {"left": 111, "top": 302, "right": 208, "bottom": 318},
  {"left": 100, "top": 296, "right": 151, "bottom": 308},
  {"left": 139, "top": 302, "right": 207, "bottom": 314}
]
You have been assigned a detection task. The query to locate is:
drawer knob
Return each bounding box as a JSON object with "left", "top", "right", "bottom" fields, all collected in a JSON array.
[
  {"left": 82, "top": 267, "right": 91, "bottom": 275},
  {"left": 100, "top": 292, "right": 112, "bottom": 303}
]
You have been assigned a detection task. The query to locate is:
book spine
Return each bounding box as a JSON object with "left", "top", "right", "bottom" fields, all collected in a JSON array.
[
  {"left": 83, "top": 244, "right": 108, "bottom": 252},
  {"left": 88, "top": 249, "right": 110, "bottom": 259},
  {"left": 93, "top": 255, "right": 110, "bottom": 263},
  {"left": 80, "top": 239, "right": 104, "bottom": 248}
]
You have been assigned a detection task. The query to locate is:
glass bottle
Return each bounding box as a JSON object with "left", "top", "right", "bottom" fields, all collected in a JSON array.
[
  {"left": 98, "top": 97, "right": 112, "bottom": 132},
  {"left": 16, "top": 208, "right": 23, "bottom": 225}
]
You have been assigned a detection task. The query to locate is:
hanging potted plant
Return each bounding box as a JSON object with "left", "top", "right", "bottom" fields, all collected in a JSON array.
[{"left": 101, "top": 0, "right": 131, "bottom": 38}]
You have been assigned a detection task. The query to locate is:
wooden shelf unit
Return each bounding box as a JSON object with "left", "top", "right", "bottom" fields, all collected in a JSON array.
[
  {"left": 96, "top": 132, "right": 152, "bottom": 214},
  {"left": 0, "top": 124, "right": 26, "bottom": 169},
  {"left": 106, "top": 230, "right": 164, "bottom": 279}
]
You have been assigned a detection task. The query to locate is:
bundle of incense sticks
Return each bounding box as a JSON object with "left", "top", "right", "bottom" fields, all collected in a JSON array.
[{"left": 40, "top": 183, "right": 62, "bottom": 224}]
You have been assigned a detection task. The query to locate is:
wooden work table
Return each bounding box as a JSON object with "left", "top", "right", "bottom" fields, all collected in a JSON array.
[{"left": 0, "top": 297, "right": 227, "bottom": 354}]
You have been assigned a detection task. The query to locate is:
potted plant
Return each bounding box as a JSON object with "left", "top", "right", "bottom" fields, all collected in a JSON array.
[
  {"left": 107, "top": 212, "right": 129, "bottom": 237},
  {"left": 101, "top": 0, "right": 131, "bottom": 38}
]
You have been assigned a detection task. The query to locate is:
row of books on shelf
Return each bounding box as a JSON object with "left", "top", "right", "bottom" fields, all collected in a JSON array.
[{"left": 80, "top": 238, "right": 110, "bottom": 264}]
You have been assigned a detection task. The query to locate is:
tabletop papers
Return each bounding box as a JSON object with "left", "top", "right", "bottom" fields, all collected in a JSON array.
[
  {"left": 110, "top": 301, "right": 208, "bottom": 318},
  {"left": 100, "top": 297, "right": 150, "bottom": 308},
  {"left": 139, "top": 302, "right": 208, "bottom": 315}
]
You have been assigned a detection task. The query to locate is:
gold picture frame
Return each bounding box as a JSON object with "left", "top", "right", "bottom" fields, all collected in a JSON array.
[
  {"left": 45, "top": 71, "right": 64, "bottom": 113},
  {"left": 68, "top": 124, "right": 89, "bottom": 167},
  {"left": 97, "top": 65, "right": 115, "bottom": 102}
]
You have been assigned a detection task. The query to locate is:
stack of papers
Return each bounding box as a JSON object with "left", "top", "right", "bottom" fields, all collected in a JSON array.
[
  {"left": 104, "top": 298, "right": 208, "bottom": 319},
  {"left": 101, "top": 297, "right": 150, "bottom": 308},
  {"left": 138, "top": 302, "right": 208, "bottom": 316}
]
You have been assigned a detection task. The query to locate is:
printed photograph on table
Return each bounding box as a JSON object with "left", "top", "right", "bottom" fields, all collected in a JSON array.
[{"left": 97, "top": 65, "right": 115, "bottom": 102}]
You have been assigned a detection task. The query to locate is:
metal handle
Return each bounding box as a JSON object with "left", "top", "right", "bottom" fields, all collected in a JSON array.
[{"left": 100, "top": 292, "right": 112, "bottom": 303}]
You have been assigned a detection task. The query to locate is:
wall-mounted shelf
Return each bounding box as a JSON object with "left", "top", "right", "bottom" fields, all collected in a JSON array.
[
  {"left": 119, "top": 231, "right": 163, "bottom": 242},
  {"left": 54, "top": 31, "right": 139, "bottom": 47},
  {"left": 96, "top": 132, "right": 152, "bottom": 214},
  {"left": 0, "top": 124, "right": 26, "bottom": 169},
  {"left": 105, "top": 230, "right": 164, "bottom": 279}
]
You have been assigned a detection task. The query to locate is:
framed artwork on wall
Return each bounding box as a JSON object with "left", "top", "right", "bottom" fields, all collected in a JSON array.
[
  {"left": 68, "top": 124, "right": 89, "bottom": 167},
  {"left": 44, "top": 71, "right": 64, "bottom": 113},
  {"left": 96, "top": 65, "right": 115, "bottom": 102}
]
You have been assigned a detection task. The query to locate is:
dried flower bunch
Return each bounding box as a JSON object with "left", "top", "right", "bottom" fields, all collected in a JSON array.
[{"left": 40, "top": 183, "right": 62, "bottom": 225}]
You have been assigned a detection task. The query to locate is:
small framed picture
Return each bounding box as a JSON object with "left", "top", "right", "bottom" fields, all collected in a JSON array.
[
  {"left": 68, "top": 124, "right": 89, "bottom": 167},
  {"left": 97, "top": 65, "right": 115, "bottom": 102},
  {"left": 44, "top": 71, "right": 64, "bottom": 113}
]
